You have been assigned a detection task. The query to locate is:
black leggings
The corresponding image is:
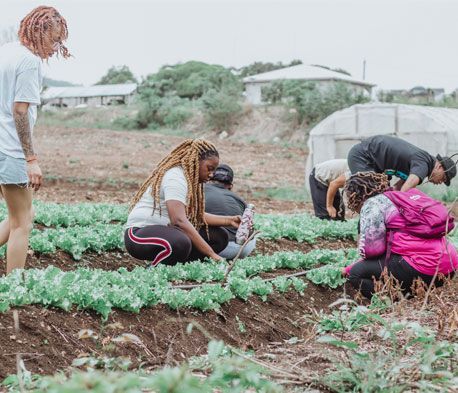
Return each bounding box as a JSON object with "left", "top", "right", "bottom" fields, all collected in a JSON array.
[
  {"left": 124, "top": 225, "right": 228, "bottom": 266},
  {"left": 348, "top": 253, "right": 448, "bottom": 299},
  {"left": 309, "top": 168, "right": 345, "bottom": 221}
]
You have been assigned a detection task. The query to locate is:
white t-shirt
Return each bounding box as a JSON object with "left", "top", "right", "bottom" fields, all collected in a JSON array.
[
  {"left": 314, "top": 159, "right": 350, "bottom": 186},
  {"left": 126, "top": 167, "right": 188, "bottom": 228},
  {"left": 0, "top": 41, "right": 43, "bottom": 158}
]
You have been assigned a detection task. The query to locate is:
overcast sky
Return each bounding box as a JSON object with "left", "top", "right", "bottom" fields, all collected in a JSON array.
[{"left": 2, "top": 0, "right": 457, "bottom": 92}]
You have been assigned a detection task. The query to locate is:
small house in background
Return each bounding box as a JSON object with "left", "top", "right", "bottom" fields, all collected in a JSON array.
[
  {"left": 41, "top": 83, "right": 138, "bottom": 108},
  {"left": 242, "top": 64, "right": 375, "bottom": 105},
  {"left": 380, "top": 86, "right": 446, "bottom": 103},
  {"left": 409, "top": 86, "right": 445, "bottom": 103}
]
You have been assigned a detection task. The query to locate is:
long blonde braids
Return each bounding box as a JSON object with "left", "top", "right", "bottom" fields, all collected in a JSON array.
[{"left": 129, "top": 139, "right": 219, "bottom": 228}]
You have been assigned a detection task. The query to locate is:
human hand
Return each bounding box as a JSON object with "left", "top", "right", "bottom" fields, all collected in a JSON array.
[
  {"left": 228, "top": 215, "right": 242, "bottom": 228},
  {"left": 27, "top": 161, "right": 42, "bottom": 191},
  {"left": 211, "top": 253, "right": 225, "bottom": 262},
  {"left": 327, "top": 206, "right": 337, "bottom": 218}
]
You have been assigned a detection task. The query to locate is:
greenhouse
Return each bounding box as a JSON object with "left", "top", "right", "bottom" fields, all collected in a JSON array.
[{"left": 306, "top": 103, "right": 458, "bottom": 181}]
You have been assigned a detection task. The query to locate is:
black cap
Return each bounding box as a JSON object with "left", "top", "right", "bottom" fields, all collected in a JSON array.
[
  {"left": 212, "top": 164, "right": 234, "bottom": 184},
  {"left": 436, "top": 154, "right": 457, "bottom": 186}
]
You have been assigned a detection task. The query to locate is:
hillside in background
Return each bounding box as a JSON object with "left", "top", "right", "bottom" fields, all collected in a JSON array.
[{"left": 43, "top": 77, "right": 79, "bottom": 88}]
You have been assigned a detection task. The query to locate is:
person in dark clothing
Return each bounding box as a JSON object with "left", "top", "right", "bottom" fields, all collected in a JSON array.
[
  {"left": 205, "top": 164, "right": 256, "bottom": 259},
  {"left": 347, "top": 135, "right": 457, "bottom": 192},
  {"left": 309, "top": 159, "right": 349, "bottom": 220}
]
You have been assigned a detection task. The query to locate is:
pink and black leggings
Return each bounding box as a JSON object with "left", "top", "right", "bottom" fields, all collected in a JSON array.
[{"left": 124, "top": 225, "right": 229, "bottom": 266}]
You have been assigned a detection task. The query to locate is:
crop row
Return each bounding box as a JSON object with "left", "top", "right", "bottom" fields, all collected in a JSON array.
[
  {"left": 0, "top": 213, "right": 358, "bottom": 260},
  {"left": 0, "top": 201, "right": 357, "bottom": 241},
  {"left": 2, "top": 217, "right": 449, "bottom": 260},
  {"left": 0, "top": 201, "right": 127, "bottom": 228},
  {"left": 0, "top": 249, "right": 356, "bottom": 317},
  {"left": 0, "top": 224, "right": 124, "bottom": 260}
]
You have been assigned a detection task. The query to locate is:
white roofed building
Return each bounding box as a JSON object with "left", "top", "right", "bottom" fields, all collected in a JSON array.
[
  {"left": 243, "top": 64, "right": 375, "bottom": 105},
  {"left": 41, "top": 83, "right": 138, "bottom": 108}
]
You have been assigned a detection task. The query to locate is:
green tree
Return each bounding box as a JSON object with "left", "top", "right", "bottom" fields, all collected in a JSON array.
[
  {"left": 96, "top": 65, "right": 137, "bottom": 85},
  {"left": 143, "top": 61, "right": 242, "bottom": 99},
  {"left": 239, "top": 59, "right": 303, "bottom": 78}
]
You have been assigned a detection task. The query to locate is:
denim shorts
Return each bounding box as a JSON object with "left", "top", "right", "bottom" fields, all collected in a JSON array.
[{"left": 0, "top": 151, "right": 29, "bottom": 185}]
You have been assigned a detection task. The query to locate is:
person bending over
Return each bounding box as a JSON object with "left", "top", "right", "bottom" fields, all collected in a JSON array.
[
  {"left": 0, "top": 6, "right": 70, "bottom": 274},
  {"left": 205, "top": 164, "right": 256, "bottom": 259},
  {"left": 124, "top": 139, "right": 241, "bottom": 266},
  {"left": 343, "top": 172, "right": 457, "bottom": 299},
  {"left": 347, "top": 135, "right": 456, "bottom": 192},
  {"left": 309, "top": 159, "right": 349, "bottom": 220}
]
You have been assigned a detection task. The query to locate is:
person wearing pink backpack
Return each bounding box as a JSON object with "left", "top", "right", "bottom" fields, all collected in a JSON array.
[{"left": 343, "top": 171, "right": 458, "bottom": 299}]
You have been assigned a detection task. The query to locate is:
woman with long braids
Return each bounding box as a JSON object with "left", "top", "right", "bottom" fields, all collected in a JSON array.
[
  {"left": 0, "top": 6, "right": 69, "bottom": 274},
  {"left": 343, "top": 172, "right": 458, "bottom": 299},
  {"left": 124, "top": 139, "right": 241, "bottom": 266}
]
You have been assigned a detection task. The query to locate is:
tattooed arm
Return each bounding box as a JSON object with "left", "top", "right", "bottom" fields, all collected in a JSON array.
[
  {"left": 13, "top": 102, "right": 42, "bottom": 190},
  {"left": 13, "top": 102, "right": 35, "bottom": 157}
]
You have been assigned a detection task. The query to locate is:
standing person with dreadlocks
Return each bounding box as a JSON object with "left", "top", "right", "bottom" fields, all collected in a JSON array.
[
  {"left": 343, "top": 172, "right": 457, "bottom": 299},
  {"left": 125, "top": 139, "right": 241, "bottom": 266},
  {"left": 347, "top": 135, "right": 457, "bottom": 192},
  {"left": 0, "top": 6, "right": 70, "bottom": 274}
]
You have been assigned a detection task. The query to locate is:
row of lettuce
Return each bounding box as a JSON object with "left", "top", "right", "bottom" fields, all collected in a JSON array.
[
  {"left": 0, "top": 201, "right": 358, "bottom": 259},
  {"left": 0, "top": 249, "right": 357, "bottom": 318}
]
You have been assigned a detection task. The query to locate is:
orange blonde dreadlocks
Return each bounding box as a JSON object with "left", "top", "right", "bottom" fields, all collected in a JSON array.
[
  {"left": 130, "top": 139, "right": 219, "bottom": 229},
  {"left": 345, "top": 172, "right": 390, "bottom": 212},
  {"left": 18, "top": 6, "right": 70, "bottom": 60}
]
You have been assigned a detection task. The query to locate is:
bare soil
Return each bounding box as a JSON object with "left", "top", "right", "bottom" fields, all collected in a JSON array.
[
  {"left": 0, "top": 284, "right": 350, "bottom": 379},
  {"left": 34, "top": 125, "right": 307, "bottom": 207}
]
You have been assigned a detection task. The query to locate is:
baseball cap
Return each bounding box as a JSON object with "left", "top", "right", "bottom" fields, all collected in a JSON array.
[{"left": 436, "top": 154, "right": 457, "bottom": 186}]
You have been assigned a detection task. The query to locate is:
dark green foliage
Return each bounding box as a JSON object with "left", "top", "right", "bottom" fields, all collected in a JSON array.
[
  {"left": 145, "top": 61, "right": 242, "bottom": 99},
  {"left": 200, "top": 87, "right": 242, "bottom": 130},
  {"left": 118, "top": 61, "right": 242, "bottom": 130},
  {"left": 262, "top": 80, "right": 369, "bottom": 126},
  {"left": 238, "top": 59, "right": 303, "bottom": 78},
  {"left": 96, "top": 65, "right": 137, "bottom": 85}
]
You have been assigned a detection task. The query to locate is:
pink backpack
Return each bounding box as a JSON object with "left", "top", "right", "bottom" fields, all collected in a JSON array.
[{"left": 384, "top": 189, "right": 455, "bottom": 238}]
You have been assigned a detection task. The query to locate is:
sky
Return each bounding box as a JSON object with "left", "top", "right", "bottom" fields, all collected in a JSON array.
[{"left": 1, "top": 0, "right": 458, "bottom": 92}]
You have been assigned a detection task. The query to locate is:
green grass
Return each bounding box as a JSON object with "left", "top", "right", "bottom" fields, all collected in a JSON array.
[
  {"left": 37, "top": 106, "right": 195, "bottom": 138},
  {"left": 253, "top": 186, "right": 307, "bottom": 202},
  {"left": 418, "top": 183, "right": 458, "bottom": 203}
]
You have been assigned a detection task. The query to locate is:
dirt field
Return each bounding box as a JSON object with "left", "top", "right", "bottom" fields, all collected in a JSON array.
[
  {"left": 34, "top": 125, "right": 308, "bottom": 210},
  {"left": 1, "top": 124, "right": 455, "bottom": 390}
]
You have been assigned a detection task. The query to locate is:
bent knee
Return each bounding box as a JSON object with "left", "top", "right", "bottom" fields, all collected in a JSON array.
[
  {"left": 171, "top": 233, "right": 192, "bottom": 261},
  {"left": 9, "top": 212, "right": 34, "bottom": 231}
]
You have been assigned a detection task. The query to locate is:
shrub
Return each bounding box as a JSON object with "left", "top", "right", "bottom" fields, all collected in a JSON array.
[
  {"left": 200, "top": 88, "right": 242, "bottom": 131},
  {"left": 114, "top": 93, "right": 192, "bottom": 130},
  {"left": 262, "top": 80, "right": 370, "bottom": 127}
]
